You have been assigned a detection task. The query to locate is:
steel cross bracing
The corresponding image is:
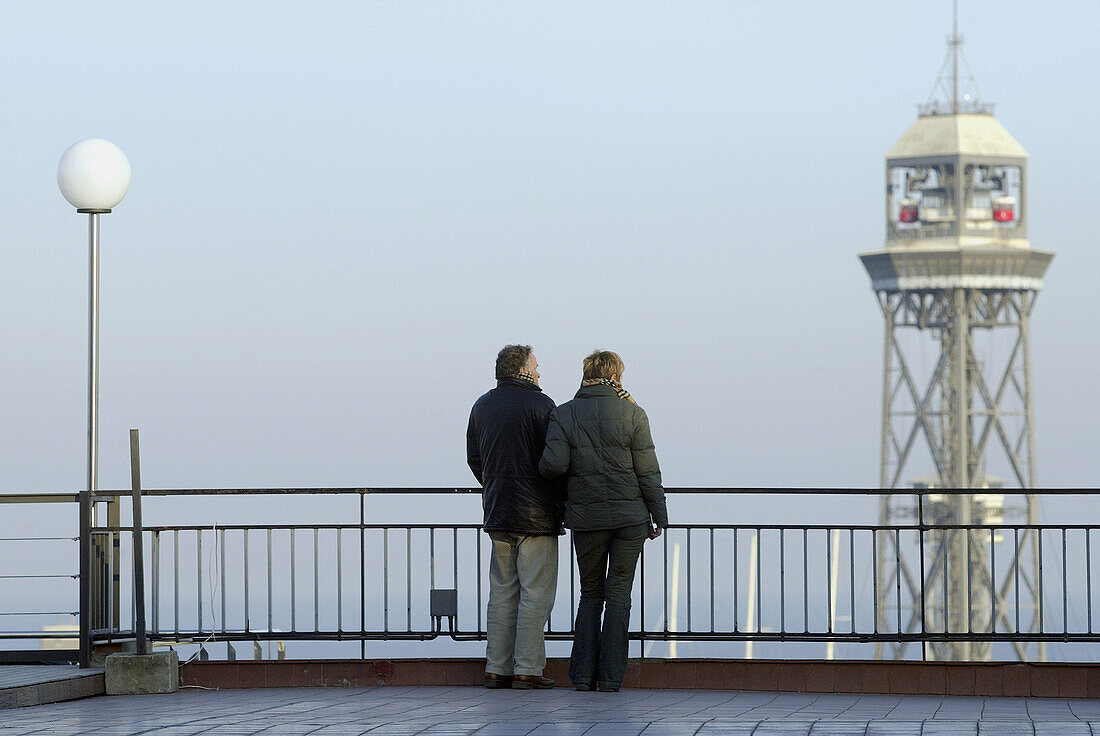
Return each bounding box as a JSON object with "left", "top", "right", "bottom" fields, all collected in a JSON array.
[{"left": 873, "top": 287, "right": 1043, "bottom": 662}]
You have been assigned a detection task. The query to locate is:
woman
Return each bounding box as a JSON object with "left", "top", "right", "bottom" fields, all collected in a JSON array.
[{"left": 538, "top": 350, "right": 668, "bottom": 692}]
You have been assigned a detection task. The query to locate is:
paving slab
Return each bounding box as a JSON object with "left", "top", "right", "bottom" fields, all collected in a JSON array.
[{"left": 0, "top": 686, "right": 1098, "bottom": 734}]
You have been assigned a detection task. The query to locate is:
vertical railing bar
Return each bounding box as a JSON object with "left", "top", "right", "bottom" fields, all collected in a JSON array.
[
  {"left": 475, "top": 530, "right": 481, "bottom": 634},
  {"left": 290, "top": 528, "right": 296, "bottom": 633},
  {"left": 943, "top": 527, "right": 949, "bottom": 635},
  {"left": 686, "top": 529, "right": 692, "bottom": 632},
  {"left": 407, "top": 528, "right": 412, "bottom": 632},
  {"left": 871, "top": 529, "right": 878, "bottom": 635},
  {"left": 663, "top": 530, "right": 669, "bottom": 634},
  {"left": 151, "top": 530, "right": 159, "bottom": 636},
  {"left": 453, "top": 527, "right": 459, "bottom": 589},
  {"left": 733, "top": 527, "right": 739, "bottom": 633},
  {"left": 752, "top": 528, "right": 761, "bottom": 633},
  {"left": 196, "top": 530, "right": 203, "bottom": 634},
  {"left": 243, "top": 531, "right": 250, "bottom": 633},
  {"left": 894, "top": 528, "right": 901, "bottom": 636},
  {"left": 825, "top": 527, "right": 831, "bottom": 634},
  {"left": 360, "top": 492, "right": 365, "bottom": 656},
  {"left": 430, "top": 528, "right": 436, "bottom": 591},
  {"left": 1062, "top": 528, "right": 1068, "bottom": 635},
  {"left": 1038, "top": 529, "right": 1044, "bottom": 634},
  {"left": 314, "top": 528, "right": 320, "bottom": 633},
  {"left": 337, "top": 528, "right": 343, "bottom": 634},
  {"left": 849, "top": 528, "right": 856, "bottom": 634},
  {"left": 173, "top": 530, "right": 179, "bottom": 635},
  {"left": 383, "top": 528, "right": 390, "bottom": 633},
  {"left": 639, "top": 532, "right": 645, "bottom": 645},
  {"left": 917, "top": 494, "right": 926, "bottom": 655},
  {"left": 990, "top": 526, "right": 997, "bottom": 638},
  {"left": 1088, "top": 528, "right": 1094, "bottom": 635},
  {"left": 803, "top": 528, "right": 809, "bottom": 634},
  {"left": 779, "top": 527, "right": 786, "bottom": 636},
  {"left": 709, "top": 528, "right": 715, "bottom": 633},
  {"left": 966, "top": 526, "right": 972, "bottom": 635},
  {"left": 266, "top": 529, "right": 273, "bottom": 638},
  {"left": 220, "top": 527, "right": 226, "bottom": 634},
  {"left": 1014, "top": 527, "right": 1020, "bottom": 634},
  {"left": 107, "top": 526, "right": 114, "bottom": 633}
]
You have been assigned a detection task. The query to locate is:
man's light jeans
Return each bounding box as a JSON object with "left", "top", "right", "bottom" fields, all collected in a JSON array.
[{"left": 485, "top": 532, "right": 559, "bottom": 677}]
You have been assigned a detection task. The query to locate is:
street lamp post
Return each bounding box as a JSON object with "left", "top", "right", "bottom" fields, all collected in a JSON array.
[{"left": 57, "top": 139, "right": 131, "bottom": 500}]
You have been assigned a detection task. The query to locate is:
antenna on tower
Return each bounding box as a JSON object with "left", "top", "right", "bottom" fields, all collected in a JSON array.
[
  {"left": 918, "top": 0, "right": 993, "bottom": 117},
  {"left": 951, "top": 0, "right": 960, "bottom": 112}
]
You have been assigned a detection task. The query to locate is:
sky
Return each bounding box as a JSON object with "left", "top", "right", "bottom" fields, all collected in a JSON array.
[{"left": 1, "top": 0, "right": 1098, "bottom": 503}]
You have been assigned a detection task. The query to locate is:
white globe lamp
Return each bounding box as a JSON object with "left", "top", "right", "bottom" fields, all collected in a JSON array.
[{"left": 57, "top": 139, "right": 131, "bottom": 212}]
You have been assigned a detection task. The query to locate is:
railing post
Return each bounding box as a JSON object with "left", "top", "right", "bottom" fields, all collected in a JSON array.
[
  {"left": 130, "top": 429, "right": 148, "bottom": 655},
  {"left": 78, "top": 490, "right": 92, "bottom": 668},
  {"left": 918, "top": 492, "right": 927, "bottom": 661},
  {"left": 108, "top": 493, "right": 120, "bottom": 632}
]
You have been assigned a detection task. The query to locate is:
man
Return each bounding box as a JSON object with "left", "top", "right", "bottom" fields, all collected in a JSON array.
[{"left": 467, "top": 345, "right": 563, "bottom": 689}]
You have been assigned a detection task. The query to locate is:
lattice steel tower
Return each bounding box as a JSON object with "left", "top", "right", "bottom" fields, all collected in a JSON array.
[{"left": 859, "top": 14, "right": 1053, "bottom": 661}]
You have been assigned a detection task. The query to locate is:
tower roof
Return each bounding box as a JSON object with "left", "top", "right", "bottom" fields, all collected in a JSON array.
[{"left": 885, "top": 113, "right": 1028, "bottom": 160}]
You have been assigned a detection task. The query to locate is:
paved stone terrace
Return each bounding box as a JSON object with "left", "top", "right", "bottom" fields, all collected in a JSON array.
[
  {"left": 0, "top": 665, "right": 103, "bottom": 708},
  {"left": 4, "top": 686, "right": 1100, "bottom": 735}
]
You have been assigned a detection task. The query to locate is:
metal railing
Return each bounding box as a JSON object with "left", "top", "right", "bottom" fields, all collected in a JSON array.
[{"left": 3, "top": 487, "right": 1100, "bottom": 665}]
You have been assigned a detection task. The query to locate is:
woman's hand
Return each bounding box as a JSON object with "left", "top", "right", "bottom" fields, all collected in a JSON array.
[{"left": 647, "top": 523, "right": 662, "bottom": 540}]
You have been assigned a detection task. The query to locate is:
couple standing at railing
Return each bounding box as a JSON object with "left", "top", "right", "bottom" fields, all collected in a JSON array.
[{"left": 467, "top": 346, "right": 669, "bottom": 692}]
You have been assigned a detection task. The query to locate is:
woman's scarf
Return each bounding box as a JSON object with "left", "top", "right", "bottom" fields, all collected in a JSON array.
[{"left": 581, "top": 377, "right": 636, "bottom": 404}]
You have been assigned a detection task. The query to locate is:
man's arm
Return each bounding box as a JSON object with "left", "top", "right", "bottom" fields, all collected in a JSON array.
[{"left": 466, "top": 411, "right": 483, "bottom": 485}]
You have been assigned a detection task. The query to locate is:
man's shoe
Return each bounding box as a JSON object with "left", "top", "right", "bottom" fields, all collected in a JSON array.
[
  {"left": 597, "top": 684, "right": 620, "bottom": 692},
  {"left": 484, "top": 673, "right": 513, "bottom": 689},
  {"left": 574, "top": 682, "right": 594, "bottom": 691},
  {"left": 512, "top": 674, "right": 554, "bottom": 689}
]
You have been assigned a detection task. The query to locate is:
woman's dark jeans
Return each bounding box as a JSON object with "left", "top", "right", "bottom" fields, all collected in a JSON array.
[{"left": 569, "top": 523, "right": 648, "bottom": 689}]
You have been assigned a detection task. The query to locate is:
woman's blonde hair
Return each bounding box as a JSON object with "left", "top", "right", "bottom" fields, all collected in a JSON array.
[{"left": 582, "top": 350, "right": 625, "bottom": 381}]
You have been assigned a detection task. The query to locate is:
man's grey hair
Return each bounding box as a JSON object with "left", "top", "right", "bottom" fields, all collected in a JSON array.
[{"left": 495, "top": 344, "right": 533, "bottom": 379}]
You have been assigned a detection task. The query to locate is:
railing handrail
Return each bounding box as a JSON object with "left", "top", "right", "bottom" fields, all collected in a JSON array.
[{"left": 3, "top": 486, "right": 1098, "bottom": 502}]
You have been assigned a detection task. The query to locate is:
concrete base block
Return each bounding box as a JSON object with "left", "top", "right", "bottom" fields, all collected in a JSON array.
[{"left": 105, "top": 650, "right": 179, "bottom": 695}]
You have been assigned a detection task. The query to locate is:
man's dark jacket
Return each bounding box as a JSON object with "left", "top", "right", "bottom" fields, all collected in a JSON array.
[
  {"left": 538, "top": 383, "right": 668, "bottom": 532},
  {"left": 467, "top": 378, "right": 564, "bottom": 535}
]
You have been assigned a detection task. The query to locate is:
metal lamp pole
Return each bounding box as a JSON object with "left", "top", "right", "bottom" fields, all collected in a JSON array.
[
  {"left": 59, "top": 140, "right": 131, "bottom": 665},
  {"left": 57, "top": 139, "right": 132, "bottom": 498}
]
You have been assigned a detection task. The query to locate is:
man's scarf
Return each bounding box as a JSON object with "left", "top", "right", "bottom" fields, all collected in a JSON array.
[
  {"left": 581, "top": 377, "right": 637, "bottom": 404},
  {"left": 510, "top": 369, "right": 538, "bottom": 386}
]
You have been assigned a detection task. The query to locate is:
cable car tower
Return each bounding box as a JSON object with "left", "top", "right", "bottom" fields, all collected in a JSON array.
[{"left": 860, "top": 7, "right": 1053, "bottom": 661}]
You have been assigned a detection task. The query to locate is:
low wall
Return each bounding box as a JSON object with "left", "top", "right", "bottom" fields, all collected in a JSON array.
[{"left": 179, "top": 658, "right": 1100, "bottom": 698}]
